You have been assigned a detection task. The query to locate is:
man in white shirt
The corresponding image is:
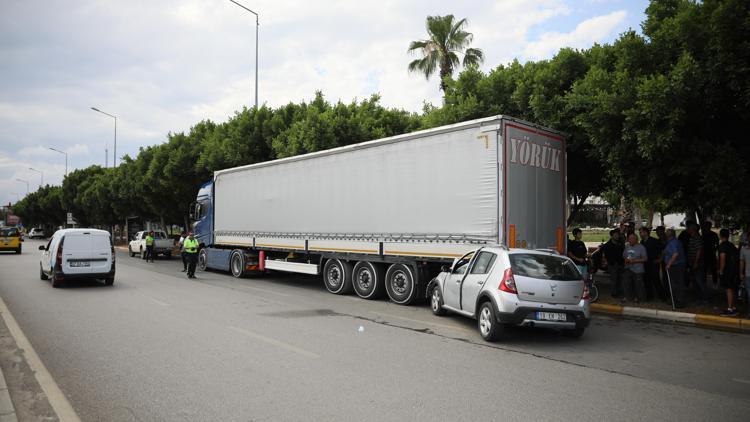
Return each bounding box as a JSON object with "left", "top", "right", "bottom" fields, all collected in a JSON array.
[{"left": 178, "top": 231, "right": 188, "bottom": 272}]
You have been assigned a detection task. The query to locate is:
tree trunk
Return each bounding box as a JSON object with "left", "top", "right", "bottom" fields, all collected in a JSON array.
[{"left": 566, "top": 194, "right": 587, "bottom": 227}]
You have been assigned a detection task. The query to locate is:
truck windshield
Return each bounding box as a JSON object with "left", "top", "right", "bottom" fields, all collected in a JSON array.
[{"left": 509, "top": 254, "right": 581, "bottom": 281}]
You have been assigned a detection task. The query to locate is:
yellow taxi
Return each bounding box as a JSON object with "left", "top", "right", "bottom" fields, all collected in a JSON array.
[{"left": 0, "top": 227, "right": 22, "bottom": 254}]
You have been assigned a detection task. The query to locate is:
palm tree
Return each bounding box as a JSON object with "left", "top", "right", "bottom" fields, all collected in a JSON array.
[{"left": 407, "top": 15, "right": 484, "bottom": 92}]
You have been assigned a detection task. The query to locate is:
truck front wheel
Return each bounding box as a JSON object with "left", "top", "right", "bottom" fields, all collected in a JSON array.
[
  {"left": 385, "top": 264, "right": 417, "bottom": 305},
  {"left": 198, "top": 248, "right": 208, "bottom": 271},
  {"left": 352, "top": 261, "right": 385, "bottom": 299},
  {"left": 322, "top": 259, "right": 353, "bottom": 295}
]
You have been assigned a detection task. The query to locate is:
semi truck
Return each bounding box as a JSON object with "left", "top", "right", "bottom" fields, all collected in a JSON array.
[{"left": 190, "top": 115, "right": 567, "bottom": 305}]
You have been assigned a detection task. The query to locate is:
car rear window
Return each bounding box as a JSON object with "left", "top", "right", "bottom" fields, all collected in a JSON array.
[
  {"left": 509, "top": 253, "right": 581, "bottom": 281},
  {"left": 0, "top": 228, "right": 18, "bottom": 236}
]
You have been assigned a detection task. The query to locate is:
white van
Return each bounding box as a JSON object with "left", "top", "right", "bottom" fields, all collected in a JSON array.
[{"left": 39, "top": 229, "right": 115, "bottom": 287}]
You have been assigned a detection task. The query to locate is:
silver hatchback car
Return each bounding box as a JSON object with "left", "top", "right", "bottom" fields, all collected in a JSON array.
[{"left": 426, "top": 246, "right": 590, "bottom": 341}]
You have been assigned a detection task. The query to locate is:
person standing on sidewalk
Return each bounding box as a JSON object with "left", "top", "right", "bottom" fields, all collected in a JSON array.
[
  {"left": 623, "top": 233, "right": 647, "bottom": 303},
  {"left": 178, "top": 231, "right": 188, "bottom": 272},
  {"left": 600, "top": 229, "right": 625, "bottom": 298},
  {"left": 740, "top": 239, "right": 750, "bottom": 318},
  {"left": 718, "top": 228, "right": 740, "bottom": 316},
  {"left": 145, "top": 231, "right": 155, "bottom": 263},
  {"left": 664, "top": 228, "right": 687, "bottom": 308},
  {"left": 568, "top": 228, "right": 589, "bottom": 280},
  {"left": 640, "top": 227, "right": 663, "bottom": 301},
  {"left": 686, "top": 222, "right": 707, "bottom": 303},
  {"left": 183, "top": 232, "right": 199, "bottom": 279},
  {"left": 702, "top": 221, "right": 720, "bottom": 288}
]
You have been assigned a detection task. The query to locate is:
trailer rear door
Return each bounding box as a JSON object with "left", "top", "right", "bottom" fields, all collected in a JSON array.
[{"left": 502, "top": 120, "right": 566, "bottom": 252}]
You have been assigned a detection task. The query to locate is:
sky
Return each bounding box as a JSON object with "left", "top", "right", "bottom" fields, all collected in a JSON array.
[{"left": 0, "top": 0, "right": 649, "bottom": 206}]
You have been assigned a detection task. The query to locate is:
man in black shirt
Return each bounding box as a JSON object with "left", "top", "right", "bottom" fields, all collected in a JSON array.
[
  {"left": 718, "top": 228, "right": 739, "bottom": 316},
  {"left": 568, "top": 228, "right": 589, "bottom": 280},
  {"left": 702, "top": 221, "right": 719, "bottom": 286},
  {"left": 640, "top": 227, "right": 663, "bottom": 301},
  {"left": 599, "top": 229, "right": 625, "bottom": 298}
]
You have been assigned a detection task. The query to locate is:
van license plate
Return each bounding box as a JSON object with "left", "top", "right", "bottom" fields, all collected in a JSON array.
[
  {"left": 70, "top": 261, "right": 90, "bottom": 267},
  {"left": 537, "top": 312, "right": 566, "bottom": 321}
]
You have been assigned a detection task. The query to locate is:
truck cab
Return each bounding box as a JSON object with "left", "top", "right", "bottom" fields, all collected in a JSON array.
[{"left": 191, "top": 181, "right": 213, "bottom": 248}]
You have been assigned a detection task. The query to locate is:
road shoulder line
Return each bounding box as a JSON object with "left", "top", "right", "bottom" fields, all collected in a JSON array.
[{"left": 0, "top": 296, "right": 81, "bottom": 422}]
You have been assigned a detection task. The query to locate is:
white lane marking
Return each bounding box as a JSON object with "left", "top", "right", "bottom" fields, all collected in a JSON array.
[
  {"left": 0, "top": 296, "right": 81, "bottom": 422},
  {"left": 227, "top": 326, "right": 319, "bottom": 359},
  {"left": 369, "top": 311, "right": 465, "bottom": 331},
  {"left": 143, "top": 295, "right": 170, "bottom": 307},
  {"left": 731, "top": 378, "right": 750, "bottom": 385},
  {"left": 231, "top": 284, "right": 291, "bottom": 297}
]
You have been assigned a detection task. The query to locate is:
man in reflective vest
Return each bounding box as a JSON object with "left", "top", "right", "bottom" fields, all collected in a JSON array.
[
  {"left": 183, "top": 231, "right": 199, "bottom": 279},
  {"left": 145, "top": 231, "right": 155, "bottom": 263}
]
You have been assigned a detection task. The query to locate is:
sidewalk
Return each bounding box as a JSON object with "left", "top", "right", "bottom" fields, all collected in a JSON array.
[
  {"left": 590, "top": 270, "right": 750, "bottom": 332},
  {"left": 0, "top": 365, "right": 17, "bottom": 422}
]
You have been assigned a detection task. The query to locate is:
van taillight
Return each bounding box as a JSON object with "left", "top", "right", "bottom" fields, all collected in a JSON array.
[
  {"left": 499, "top": 268, "right": 518, "bottom": 294},
  {"left": 582, "top": 281, "right": 590, "bottom": 300}
]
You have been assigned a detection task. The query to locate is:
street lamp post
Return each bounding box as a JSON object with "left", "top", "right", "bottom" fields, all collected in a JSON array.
[
  {"left": 91, "top": 107, "right": 117, "bottom": 167},
  {"left": 29, "top": 167, "right": 43, "bottom": 189},
  {"left": 228, "top": 0, "right": 259, "bottom": 110},
  {"left": 49, "top": 147, "right": 68, "bottom": 177},
  {"left": 16, "top": 179, "right": 29, "bottom": 196}
]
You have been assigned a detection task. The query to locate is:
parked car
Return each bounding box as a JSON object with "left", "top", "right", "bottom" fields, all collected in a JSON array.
[
  {"left": 426, "top": 247, "right": 590, "bottom": 342},
  {"left": 28, "top": 228, "right": 46, "bottom": 239},
  {"left": 128, "top": 231, "right": 174, "bottom": 259},
  {"left": 0, "top": 227, "right": 22, "bottom": 254},
  {"left": 39, "top": 229, "right": 115, "bottom": 287}
]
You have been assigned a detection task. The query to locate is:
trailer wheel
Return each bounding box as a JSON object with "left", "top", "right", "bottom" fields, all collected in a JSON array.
[
  {"left": 322, "top": 259, "right": 353, "bottom": 295},
  {"left": 198, "top": 248, "right": 208, "bottom": 271},
  {"left": 352, "top": 261, "right": 385, "bottom": 299},
  {"left": 385, "top": 264, "right": 417, "bottom": 305},
  {"left": 230, "top": 251, "right": 245, "bottom": 278}
]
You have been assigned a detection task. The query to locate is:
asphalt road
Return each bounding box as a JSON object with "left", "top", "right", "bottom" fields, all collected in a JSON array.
[{"left": 1, "top": 239, "right": 749, "bottom": 421}]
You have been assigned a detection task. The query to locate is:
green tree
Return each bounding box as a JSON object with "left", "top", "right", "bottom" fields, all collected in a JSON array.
[{"left": 407, "top": 15, "right": 484, "bottom": 92}]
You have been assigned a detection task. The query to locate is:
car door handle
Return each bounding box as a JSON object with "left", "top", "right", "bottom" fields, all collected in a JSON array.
[{"left": 477, "top": 281, "right": 484, "bottom": 285}]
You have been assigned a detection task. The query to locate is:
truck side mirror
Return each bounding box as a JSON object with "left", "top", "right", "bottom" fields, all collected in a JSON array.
[
  {"left": 188, "top": 202, "right": 197, "bottom": 220},
  {"left": 38, "top": 245, "right": 45, "bottom": 250}
]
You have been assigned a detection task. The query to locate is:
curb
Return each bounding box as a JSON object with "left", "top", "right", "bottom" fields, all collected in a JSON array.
[
  {"left": 0, "top": 357, "right": 18, "bottom": 422},
  {"left": 591, "top": 303, "right": 750, "bottom": 332}
]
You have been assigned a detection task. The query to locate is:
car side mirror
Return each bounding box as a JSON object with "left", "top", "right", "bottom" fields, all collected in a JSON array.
[
  {"left": 441, "top": 265, "right": 450, "bottom": 273},
  {"left": 38, "top": 245, "right": 45, "bottom": 250}
]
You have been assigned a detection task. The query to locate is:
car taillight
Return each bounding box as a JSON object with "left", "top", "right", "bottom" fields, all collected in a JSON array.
[
  {"left": 56, "top": 246, "right": 63, "bottom": 266},
  {"left": 581, "top": 281, "right": 590, "bottom": 300},
  {"left": 499, "top": 268, "right": 518, "bottom": 294},
  {"left": 111, "top": 243, "right": 115, "bottom": 262}
]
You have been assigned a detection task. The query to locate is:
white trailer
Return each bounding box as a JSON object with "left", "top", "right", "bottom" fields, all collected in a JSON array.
[{"left": 191, "top": 115, "right": 567, "bottom": 304}]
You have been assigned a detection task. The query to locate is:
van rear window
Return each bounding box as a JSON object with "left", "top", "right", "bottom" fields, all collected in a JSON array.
[
  {"left": 92, "top": 235, "right": 111, "bottom": 250},
  {"left": 509, "top": 254, "right": 581, "bottom": 281}
]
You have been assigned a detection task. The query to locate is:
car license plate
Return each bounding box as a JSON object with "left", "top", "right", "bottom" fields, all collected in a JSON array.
[
  {"left": 537, "top": 312, "right": 567, "bottom": 321},
  {"left": 70, "top": 261, "right": 90, "bottom": 267}
]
